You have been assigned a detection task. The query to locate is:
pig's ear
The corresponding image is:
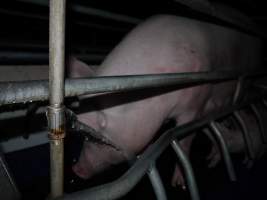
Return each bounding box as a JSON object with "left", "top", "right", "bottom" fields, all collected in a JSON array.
[{"left": 67, "top": 56, "right": 95, "bottom": 78}]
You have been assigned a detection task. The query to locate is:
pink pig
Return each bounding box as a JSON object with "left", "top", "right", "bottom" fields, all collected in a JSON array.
[{"left": 68, "top": 15, "right": 262, "bottom": 188}]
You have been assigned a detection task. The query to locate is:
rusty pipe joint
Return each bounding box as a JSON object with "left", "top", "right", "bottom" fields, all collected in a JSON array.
[{"left": 47, "top": 106, "right": 66, "bottom": 140}]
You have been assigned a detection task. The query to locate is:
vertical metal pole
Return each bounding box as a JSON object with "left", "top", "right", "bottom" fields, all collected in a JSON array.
[
  {"left": 233, "top": 111, "right": 255, "bottom": 160},
  {"left": 209, "top": 121, "right": 236, "bottom": 181},
  {"left": 250, "top": 104, "right": 267, "bottom": 144},
  {"left": 171, "top": 139, "right": 200, "bottom": 200},
  {"left": 147, "top": 165, "right": 167, "bottom": 200},
  {"left": 47, "top": 0, "right": 66, "bottom": 198}
]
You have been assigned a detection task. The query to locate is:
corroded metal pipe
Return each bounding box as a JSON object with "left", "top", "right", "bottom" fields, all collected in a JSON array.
[
  {"left": 209, "top": 121, "right": 236, "bottom": 181},
  {"left": 171, "top": 139, "right": 200, "bottom": 200},
  {"left": 48, "top": 0, "right": 66, "bottom": 198}
]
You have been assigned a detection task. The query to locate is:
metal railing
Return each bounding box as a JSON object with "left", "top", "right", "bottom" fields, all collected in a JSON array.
[
  {"left": 0, "top": 34, "right": 266, "bottom": 200},
  {"left": 54, "top": 98, "right": 267, "bottom": 200},
  {"left": 1, "top": 69, "right": 266, "bottom": 199},
  {"left": 1, "top": 1, "right": 267, "bottom": 199},
  {"left": 0, "top": 70, "right": 266, "bottom": 106}
]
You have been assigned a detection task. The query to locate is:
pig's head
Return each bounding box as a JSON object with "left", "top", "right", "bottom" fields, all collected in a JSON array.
[
  {"left": 67, "top": 57, "right": 135, "bottom": 179},
  {"left": 71, "top": 108, "right": 131, "bottom": 179}
]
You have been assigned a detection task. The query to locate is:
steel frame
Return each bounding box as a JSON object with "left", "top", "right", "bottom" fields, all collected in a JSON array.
[{"left": 0, "top": 1, "right": 267, "bottom": 199}]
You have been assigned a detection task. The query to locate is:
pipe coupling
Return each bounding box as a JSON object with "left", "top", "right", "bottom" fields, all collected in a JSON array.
[{"left": 46, "top": 106, "right": 66, "bottom": 140}]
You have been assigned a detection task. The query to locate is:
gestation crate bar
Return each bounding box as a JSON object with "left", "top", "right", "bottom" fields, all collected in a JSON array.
[
  {"left": 48, "top": 0, "right": 66, "bottom": 198},
  {"left": 1, "top": 0, "right": 267, "bottom": 199},
  {"left": 55, "top": 98, "right": 267, "bottom": 200},
  {"left": 0, "top": 70, "right": 266, "bottom": 106},
  {"left": 1, "top": 70, "right": 267, "bottom": 200}
]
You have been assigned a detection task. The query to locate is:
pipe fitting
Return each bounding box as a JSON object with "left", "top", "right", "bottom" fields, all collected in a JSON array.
[{"left": 46, "top": 106, "right": 66, "bottom": 140}]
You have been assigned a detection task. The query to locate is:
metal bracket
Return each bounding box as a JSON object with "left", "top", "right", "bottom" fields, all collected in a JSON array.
[{"left": 46, "top": 106, "right": 66, "bottom": 140}]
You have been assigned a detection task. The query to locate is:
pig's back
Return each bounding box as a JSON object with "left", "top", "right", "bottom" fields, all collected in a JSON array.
[{"left": 98, "top": 15, "right": 262, "bottom": 76}]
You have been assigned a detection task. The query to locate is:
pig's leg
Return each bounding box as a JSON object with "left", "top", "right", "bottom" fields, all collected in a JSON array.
[{"left": 171, "top": 86, "right": 212, "bottom": 188}]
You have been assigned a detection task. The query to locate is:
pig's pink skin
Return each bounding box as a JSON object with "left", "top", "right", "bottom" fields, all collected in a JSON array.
[{"left": 71, "top": 15, "right": 262, "bottom": 185}]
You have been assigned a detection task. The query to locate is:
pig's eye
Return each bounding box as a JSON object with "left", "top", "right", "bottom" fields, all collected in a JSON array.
[{"left": 97, "top": 111, "right": 107, "bottom": 130}]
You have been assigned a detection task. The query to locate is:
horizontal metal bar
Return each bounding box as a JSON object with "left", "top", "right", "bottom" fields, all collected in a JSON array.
[
  {"left": 171, "top": 139, "right": 200, "bottom": 200},
  {"left": 0, "top": 8, "right": 129, "bottom": 32},
  {"left": 209, "top": 121, "right": 236, "bottom": 181},
  {"left": 147, "top": 165, "right": 167, "bottom": 200},
  {"left": 58, "top": 99, "right": 259, "bottom": 200},
  {"left": 0, "top": 52, "right": 105, "bottom": 64},
  {"left": 15, "top": 0, "right": 141, "bottom": 24},
  {"left": 0, "top": 70, "right": 266, "bottom": 106}
]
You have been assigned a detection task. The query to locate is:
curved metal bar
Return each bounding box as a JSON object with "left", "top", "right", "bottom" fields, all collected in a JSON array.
[
  {"left": 171, "top": 139, "right": 200, "bottom": 200},
  {"left": 147, "top": 165, "right": 167, "bottom": 200},
  {"left": 250, "top": 103, "right": 267, "bottom": 144},
  {"left": 57, "top": 100, "right": 259, "bottom": 200},
  {"left": 233, "top": 111, "right": 255, "bottom": 160},
  {"left": 209, "top": 121, "right": 236, "bottom": 181},
  {"left": 232, "top": 76, "right": 243, "bottom": 104}
]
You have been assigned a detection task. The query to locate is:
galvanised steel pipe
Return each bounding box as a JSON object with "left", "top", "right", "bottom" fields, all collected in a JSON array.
[
  {"left": 0, "top": 51, "right": 105, "bottom": 64},
  {"left": 1, "top": 70, "right": 266, "bottom": 106},
  {"left": 233, "top": 111, "right": 255, "bottom": 160},
  {"left": 0, "top": 8, "right": 128, "bottom": 32},
  {"left": 209, "top": 121, "right": 236, "bottom": 181},
  {"left": 147, "top": 165, "right": 167, "bottom": 200},
  {"left": 15, "top": 0, "right": 141, "bottom": 24},
  {"left": 48, "top": 0, "right": 66, "bottom": 198},
  {"left": 57, "top": 100, "right": 257, "bottom": 200},
  {"left": 171, "top": 139, "right": 200, "bottom": 200}
]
